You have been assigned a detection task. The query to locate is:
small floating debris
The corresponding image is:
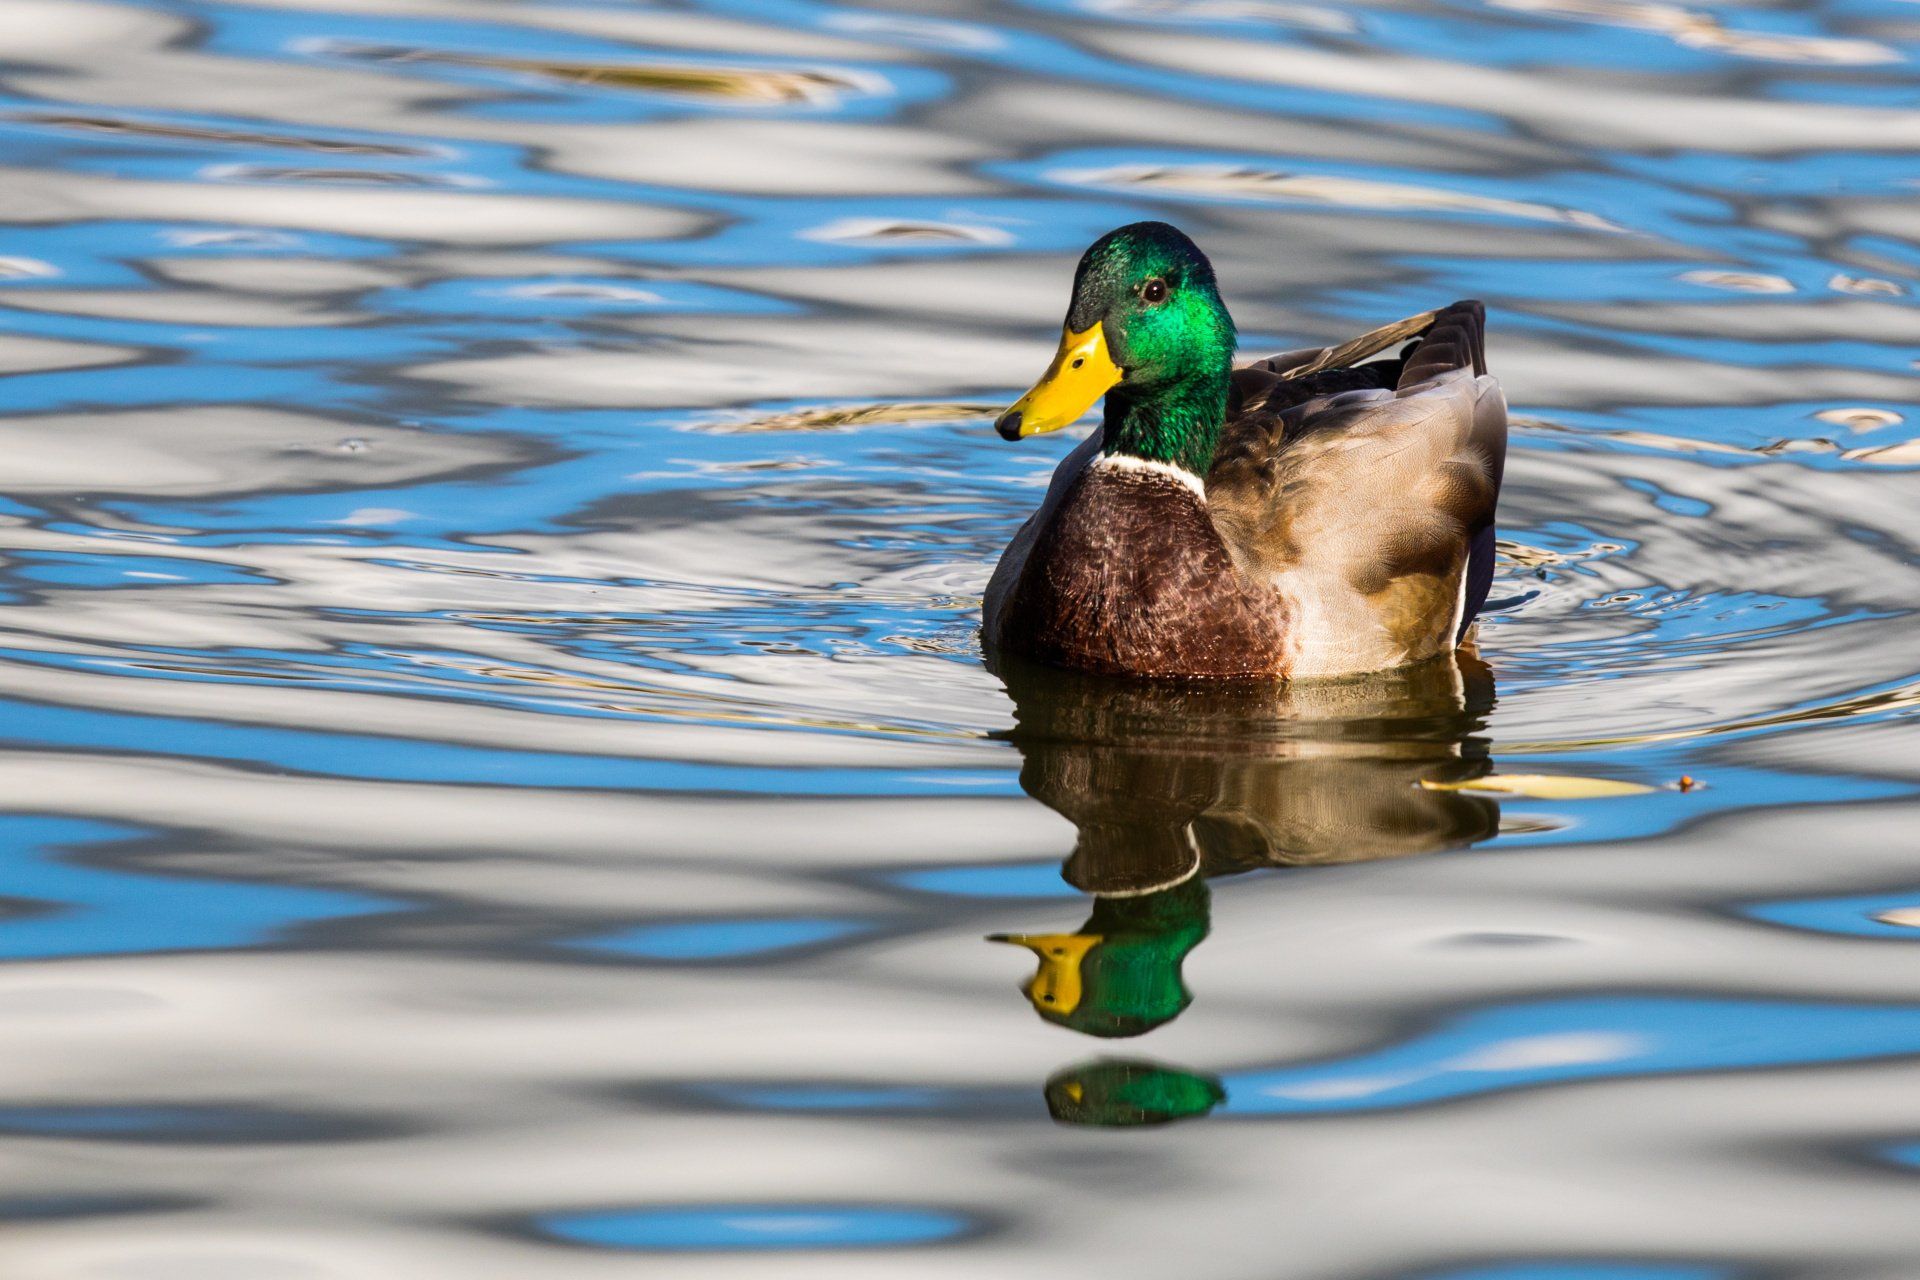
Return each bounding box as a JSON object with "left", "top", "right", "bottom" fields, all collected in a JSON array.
[
  {"left": 697, "top": 402, "right": 996, "bottom": 433},
  {"left": 1421, "top": 773, "right": 1656, "bottom": 799},
  {"left": 486, "top": 59, "right": 875, "bottom": 106},
  {"left": 1872, "top": 907, "right": 1920, "bottom": 929},
  {"left": 801, "top": 217, "right": 1014, "bottom": 246},
  {"left": 1678, "top": 269, "right": 1794, "bottom": 294},
  {"left": 1496, "top": 541, "right": 1565, "bottom": 569},
  {"left": 1494, "top": 538, "right": 1624, "bottom": 568},
  {"left": 1829, "top": 274, "right": 1905, "bottom": 297},
  {"left": 1048, "top": 163, "right": 1622, "bottom": 230},
  {"left": 320, "top": 41, "right": 881, "bottom": 106},
  {"left": 5, "top": 110, "right": 429, "bottom": 157},
  {"left": 1814, "top": 406, "right": 1902, "bottom": 432}
]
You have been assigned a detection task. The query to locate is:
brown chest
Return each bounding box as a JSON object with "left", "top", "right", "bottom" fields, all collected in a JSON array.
[{"left": 1004, "top": 465, "right": 1290, "bottom": 678}]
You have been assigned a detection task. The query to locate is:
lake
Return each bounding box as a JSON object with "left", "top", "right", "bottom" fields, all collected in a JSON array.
[{"left": 3, "top": 0, "right": 1920, "bottom": 1275}]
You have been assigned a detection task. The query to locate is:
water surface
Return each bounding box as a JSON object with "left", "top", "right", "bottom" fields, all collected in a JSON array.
[{"left": 3, "top": 0, "right": 1920, "bottom": 1275}]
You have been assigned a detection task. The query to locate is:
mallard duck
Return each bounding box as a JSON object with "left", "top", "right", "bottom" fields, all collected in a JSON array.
[{"left": 984, "top": 221, "right": 1507, "bottom": 680}]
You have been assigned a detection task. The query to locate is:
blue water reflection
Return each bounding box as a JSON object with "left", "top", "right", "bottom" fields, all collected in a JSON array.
[
  {"left": 1225, "top": 998, "right": 1920, "bottom": 1115},
  {"left": 691, "top": 995, "right": 1920, "bottom": 1124},
  {"left": 0, "top": 817, "right": 385, "bottom": 959},
  {"left": 575, "top": 916, "right": 871, "bottom": 960},
  {"left": 540, "top": 1203, "right": 972, "bottom": 1250},
  {"left": 1744, "top": 892, "right": 1920, "bottom": 940}
]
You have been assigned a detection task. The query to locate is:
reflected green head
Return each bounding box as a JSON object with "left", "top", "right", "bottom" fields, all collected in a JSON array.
[
  {"left": 1045, "top": 1058, "right": 1226, "bottom": 1127},
  {"left": 991, "top": 878, "right": 1211, "bottom": 1038}
]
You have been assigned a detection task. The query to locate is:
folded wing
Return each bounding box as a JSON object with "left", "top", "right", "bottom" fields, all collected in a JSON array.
[{"left": 1208, "top": 302, "right": 1507, "bottom": 675}]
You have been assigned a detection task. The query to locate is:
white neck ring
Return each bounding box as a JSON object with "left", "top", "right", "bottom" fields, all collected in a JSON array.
[{"left": 1091, "top": 452, "right": 1207, "bottom": 500}]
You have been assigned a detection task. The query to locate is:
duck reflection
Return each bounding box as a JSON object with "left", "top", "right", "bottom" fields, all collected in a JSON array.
[
  {"left": 1044, "top": 1058, "right": 1228, "bottom": 1128},
  {"left": 989, "top": 652, "right": 1500, "bottom": 1043}
]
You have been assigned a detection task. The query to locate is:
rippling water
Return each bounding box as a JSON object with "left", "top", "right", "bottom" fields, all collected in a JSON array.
[{"left": 4, "top": 0, "right": 1920, "bottom": 1274}]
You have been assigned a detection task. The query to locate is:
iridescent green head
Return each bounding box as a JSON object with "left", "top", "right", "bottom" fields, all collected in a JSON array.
[{"left": 996, "top": 221, "right": 1237, "bottom": 476}]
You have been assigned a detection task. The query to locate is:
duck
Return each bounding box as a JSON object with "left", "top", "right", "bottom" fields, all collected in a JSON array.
[{"left": 983, "top": 221, "right": 1507, "bottom": 680}]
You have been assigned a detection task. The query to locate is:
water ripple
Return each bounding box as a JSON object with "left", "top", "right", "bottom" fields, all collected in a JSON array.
[{"left": 1, "top": 0, "right": 1918, "bottom": 1274}]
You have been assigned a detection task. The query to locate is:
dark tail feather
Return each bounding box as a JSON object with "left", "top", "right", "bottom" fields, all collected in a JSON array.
[
  {"left": 1400, "top": 300, "right": 1487, "bottom": 388},
  {"left": 1458, "top": 523, "right": 1495, "bottom": 643},
  {"left": 1454, "top": 335, "right": 1504, "bottom": 641}
]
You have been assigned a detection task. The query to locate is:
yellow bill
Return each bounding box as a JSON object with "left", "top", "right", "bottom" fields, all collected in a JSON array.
[
  {"left": 995, "top": 323, "right": 1122, "bottom": 440},
  {"left": 987, "top": 931, "right": 1102, "bottom": 1014}
]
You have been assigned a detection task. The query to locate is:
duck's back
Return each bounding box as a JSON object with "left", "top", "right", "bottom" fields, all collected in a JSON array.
[{"left": 1208, "top": 301, "right": 1507, "bottom": 678}]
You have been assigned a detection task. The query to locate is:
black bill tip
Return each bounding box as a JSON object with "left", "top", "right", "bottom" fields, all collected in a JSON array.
[{"left": 994, "top": 410, "right": 1022, "bottom": 441}]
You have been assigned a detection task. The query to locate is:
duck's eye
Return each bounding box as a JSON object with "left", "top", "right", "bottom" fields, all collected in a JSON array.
[{"left": 1142, "top": 278, "right": 1168, "bottom": 304}]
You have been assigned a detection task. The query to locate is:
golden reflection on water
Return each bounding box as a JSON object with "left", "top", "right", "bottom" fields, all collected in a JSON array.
[
  {"left": 694, "top": 401, "right": 1000, "bottom": 433},
  {"left": 4, "top": 111, "right": 432, "bottom": 156},
  {"left": 324, "top": 42, "right": 883, "bottom": 105}
]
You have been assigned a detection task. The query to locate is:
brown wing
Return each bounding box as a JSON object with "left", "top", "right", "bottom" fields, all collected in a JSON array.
[{"left": 1208, "top": 302, "right": 1507, "bottom": 677}]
